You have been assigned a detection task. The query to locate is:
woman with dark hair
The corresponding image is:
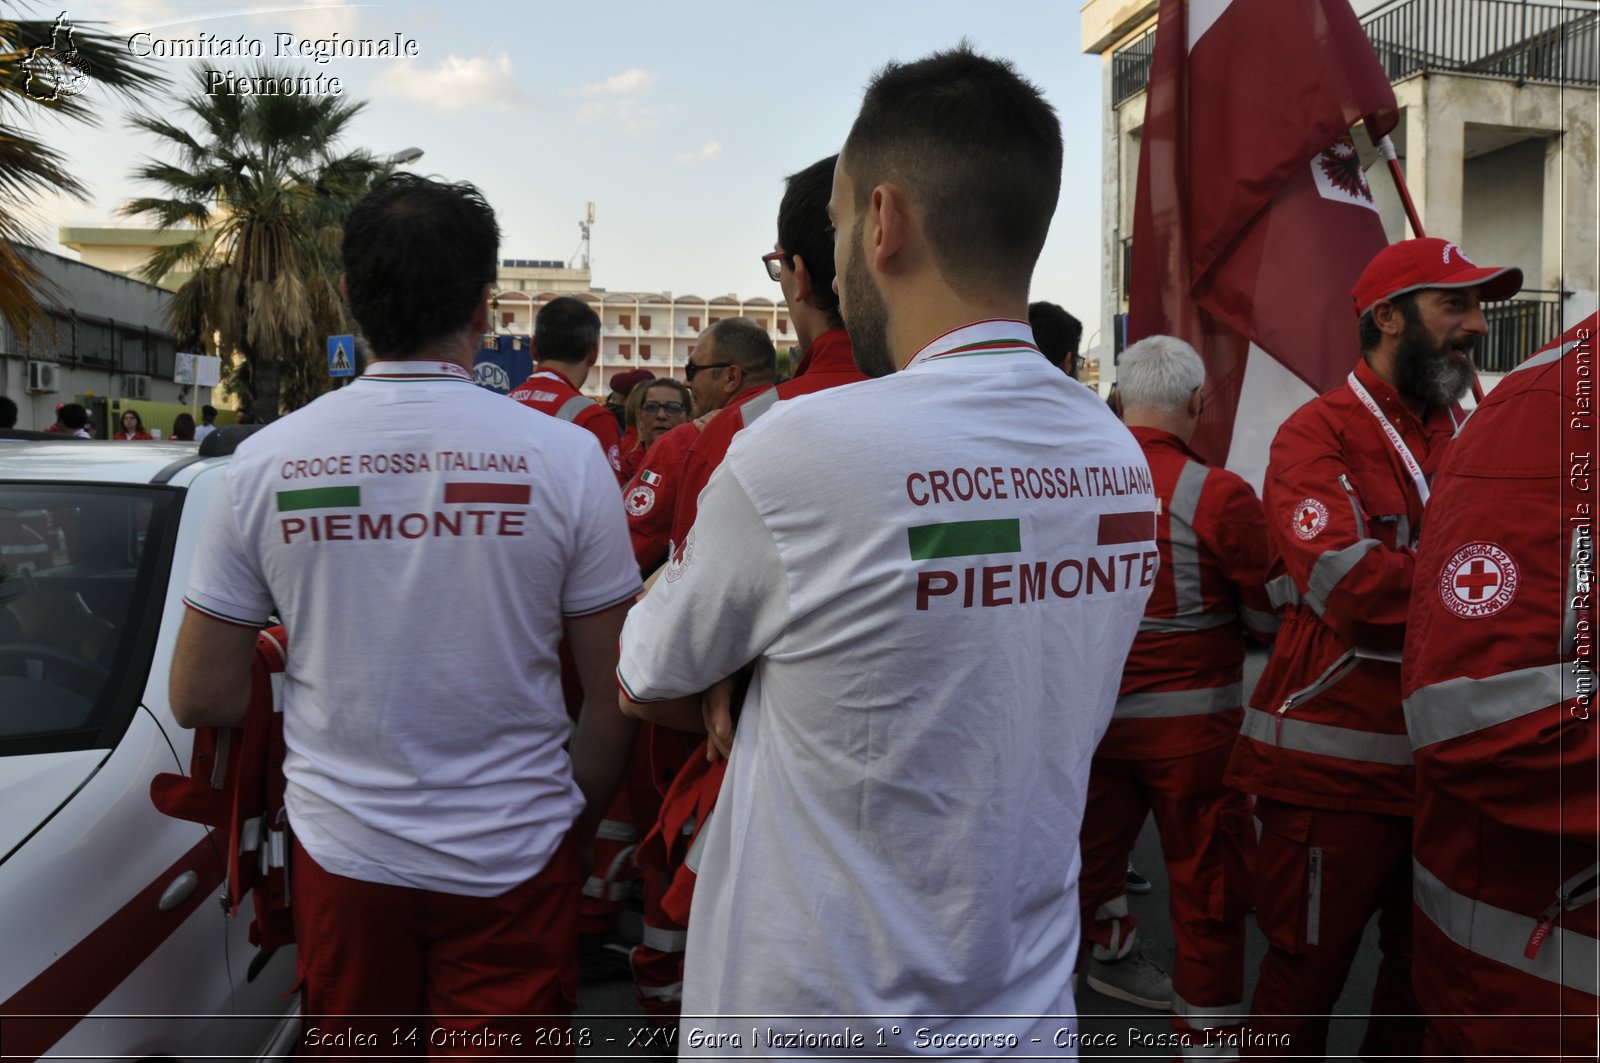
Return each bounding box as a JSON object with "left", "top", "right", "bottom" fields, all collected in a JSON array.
[
  {"left": 631, "top": 379, "right": 692, "bottom": 453},
  {"left": 115, "top": 409, "right": 152, "bottom": 440},
  {"left": 172, "top": 413, "right": 197, "bottom": 441}
]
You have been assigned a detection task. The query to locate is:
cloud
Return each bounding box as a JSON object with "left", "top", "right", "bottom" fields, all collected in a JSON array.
[
  {"left": 571, "top": 68, "right": 654, "bottom": 97},
  {"left": 372, "top": 53, "right": 523, "bottom": 111},
  {"left": 675, "top": 140, "right": 720, "bottom": 165}
]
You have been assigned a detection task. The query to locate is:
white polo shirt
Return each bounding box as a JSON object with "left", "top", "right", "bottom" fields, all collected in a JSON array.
[
  {"left": 185, "top": 359, "right": 639, "bottom": 896},
  {"left": 617, "top": 321, "right": 1156, "bottom": 1049}
]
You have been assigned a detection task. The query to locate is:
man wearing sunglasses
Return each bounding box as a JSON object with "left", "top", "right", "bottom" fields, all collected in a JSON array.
[{"left": 621, "top": 318, "right": 775, "bottom": 576}]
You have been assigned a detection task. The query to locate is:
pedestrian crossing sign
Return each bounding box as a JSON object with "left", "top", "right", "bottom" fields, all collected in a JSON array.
[{"left": 327, "top": 334, "right": 356, "bottom": 378}]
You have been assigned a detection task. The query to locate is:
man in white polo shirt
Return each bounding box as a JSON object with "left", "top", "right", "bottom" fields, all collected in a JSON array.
[
  {"left": 617, "top": 47, "right": 1153, "bottom": 1053},
  {"left": 170, "top": 174, "right": 639, "bottom": 1055}
]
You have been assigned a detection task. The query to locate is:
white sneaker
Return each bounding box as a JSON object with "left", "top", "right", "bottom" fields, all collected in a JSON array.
[{"left": 1085, "top": 947, "right": 1173, "bottom": 1011}]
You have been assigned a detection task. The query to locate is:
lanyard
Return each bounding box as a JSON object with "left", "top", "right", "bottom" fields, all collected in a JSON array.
[{"left": 1347, "top": 372, "right": 1430, "bottom": 508}]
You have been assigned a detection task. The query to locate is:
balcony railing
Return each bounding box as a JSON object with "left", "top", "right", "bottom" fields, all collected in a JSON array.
[
  {"left": 1480, "top": 288, "right": 1568, "bottom": 373},
  {"left": 1110, "top": 0, "right": 1597, "bottom": 107},
  {"left": 1364, "top": 0, "right": 1598, "bottom": 87},
  {"left": 1112, "top": 24, "right": 1158, "bottom": 107}
]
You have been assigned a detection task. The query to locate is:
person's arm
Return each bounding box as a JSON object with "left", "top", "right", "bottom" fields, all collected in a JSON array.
[
  {"left": 1209, "top": 474, "right": 1279, "bottom": 643},
  {"left": 169, "top": 607, "right": 260, "bottom": 728},
  {"left": 566, "top": 601, "right": 638, "bottom": 843},
  {"left": 1264, "top": 417, "right": 1415, "bottom": 651}
]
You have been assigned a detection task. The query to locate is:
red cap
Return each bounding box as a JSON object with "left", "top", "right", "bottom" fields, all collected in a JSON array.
[
  {"left": 1352, "top": 238, "right": 1522, "bottom": 318},
  {"left": 607, "top": 368, "right": 656, "bottom": 397}
]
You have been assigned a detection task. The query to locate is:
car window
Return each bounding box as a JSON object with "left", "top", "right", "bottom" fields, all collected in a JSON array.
[{"left": 0, "top": 484, "right": 178, "bottom": 755}]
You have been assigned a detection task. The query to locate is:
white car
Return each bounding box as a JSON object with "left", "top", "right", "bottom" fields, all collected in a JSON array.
[{"left": 0, "top": 436, "right": 298, "bottom": 1061}]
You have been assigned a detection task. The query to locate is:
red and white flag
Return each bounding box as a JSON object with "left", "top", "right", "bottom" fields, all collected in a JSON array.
[{"left": 1129, "top": 0, "right": 1400, "bottom": 490}]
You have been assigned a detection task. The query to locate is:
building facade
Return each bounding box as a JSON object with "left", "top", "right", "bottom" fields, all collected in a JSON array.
[{"left": 1083, "top": 0, "right": 1598, "bottom": 379}]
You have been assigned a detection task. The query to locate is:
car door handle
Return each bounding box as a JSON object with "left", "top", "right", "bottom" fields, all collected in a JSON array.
[{"left": 158, "top": 870, "right": 199, "bottom": 911}]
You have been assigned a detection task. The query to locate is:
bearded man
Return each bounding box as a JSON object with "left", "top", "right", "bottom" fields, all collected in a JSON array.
[{"left": 1226, "top": 237, "right": 1522, "bottom": 1058}]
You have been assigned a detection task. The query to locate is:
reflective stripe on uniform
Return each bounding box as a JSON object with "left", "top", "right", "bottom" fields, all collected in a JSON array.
[
  {"left": 1240, "top": 605, "right": 1280, "bottom": 635},
  {"left": 636, "top": 981, "right": 684, "bottom": 1001},
  {"left": 1167, "top": 461, "right": 1212, "bottom": 619},
  {"left": 1094, "top": 894, "right": 1130, "bottom": 921},
  {"left": 554, "top": 395, "right": 590, "bottom": 422},
  {"left": 1239, "top": 707, "right": 1412, "bottom": 765},
  {"left": 1413, "top": 857, "right": 1600, "bottom": 996},
  {"left": 1265, "top": 574, "right": 1302, "bottom": 609},
  {"left": 1138, "top": 611, "right": 1236, "bottom": 634},
  {"left": 1114, "top": 683, "right": 1243, "bottom": 720},
  {"left": 1171, "top": 991, "right": 1244, "bottom": 1028},
  {"left": 640, "top": 923, "right": 688, "bottom": 953},
  {"left": 1306, "top": 538, "right": 1380, "bottom": 615},
  {"left": 737, "top": 387, "right": 780, "bottom": 427},
  {"left": 1404, "top": 663, "right": 1582, "bottom": 750},
  {"left": 595, "top": 819, "right": 638, "bottom": 843},
  {"left": 684, "top": 808, "right": 711, "bottom": 874},
  {"left": 583, "top": 876, "right": 632, "bottom": 901}
]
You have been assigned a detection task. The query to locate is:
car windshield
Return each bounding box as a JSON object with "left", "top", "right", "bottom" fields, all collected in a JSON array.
[{"left": 0, "top": 483, "right": 177, "bottom": 755}]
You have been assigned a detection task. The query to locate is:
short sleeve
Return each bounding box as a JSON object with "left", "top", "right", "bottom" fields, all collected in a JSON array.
[
  {"left": 183, "top": 471, "right": 275, "bottom": 626},
  {"left": 562, "top": 441, "right": 644, "bottom": 617}
]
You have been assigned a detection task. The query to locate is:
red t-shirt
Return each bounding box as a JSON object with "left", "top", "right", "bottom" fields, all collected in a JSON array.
[
  {"left": 671, "top": 329, "right": 864, "bottom": 546},
  {"left": 621, "top": 422, "right": 701, "bottom": 576},
  {"left": 508, "top": 369, "right": 625, "bottom": 484}
]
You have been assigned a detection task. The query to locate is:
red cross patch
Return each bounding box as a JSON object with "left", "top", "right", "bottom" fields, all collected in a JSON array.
[
  {"left": 625, "top": 484, "right": 655, "bottom": 517},
  {"left": 1439, "top": 542, "right": 1519, "bottom": 619},
  {"left": 665, "top": 529, "right": 695, "bottom": 583},
  {"left": 1291, "top": 498, "right": 1330, "bottom": 541}
]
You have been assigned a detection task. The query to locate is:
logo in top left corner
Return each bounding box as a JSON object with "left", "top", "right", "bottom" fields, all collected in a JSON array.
[{"left": 22, "top": 12, "right": 92, "bottom": 101}]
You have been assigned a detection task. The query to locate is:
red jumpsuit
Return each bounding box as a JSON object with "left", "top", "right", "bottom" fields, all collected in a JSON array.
[
  {"left": 508, "top": 369, "right": 625, "bottom": 484},
  {"left": 1079, "top": 427, "right": 1273, "bottom": 1048},
  {"left": 1226, "top": 356, "right": 1460, "bottom": 1058},
  {"left": 1402, "top": 316, "right": 1599, "bottom": 1059}
]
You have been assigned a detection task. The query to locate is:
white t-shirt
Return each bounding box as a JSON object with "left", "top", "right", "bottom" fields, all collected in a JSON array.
[
  {"left": 185, "top": 359, "right": 640, "bottom": 896},
  {"left": 194, "top": 423, "right": 216, "bottom": 442},
  {"left": 617, "top": 320, "right": 1156, "bottom": 1050}
]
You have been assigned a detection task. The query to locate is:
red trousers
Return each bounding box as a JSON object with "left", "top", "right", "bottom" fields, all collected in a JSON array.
[
  {"left": 1242, "top": 798, "right": 1421, "bottom": 1060},
  {"left": 1079, "top": 741, "right": 1254, "bottom": 1046},
  {"left": 292, "top": 836, "right": 580, "bottom": 1059}
]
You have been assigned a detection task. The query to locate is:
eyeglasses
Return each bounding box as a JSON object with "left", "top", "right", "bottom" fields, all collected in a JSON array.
[
  {"left": 641, "top": 401, "right": 687, "bottom": 416},
  {"left": 684, "top": 361, "right": 735, "bottom": 381},
  {"left": 761, "top": 251, "right": 788, "bottom": 282}
]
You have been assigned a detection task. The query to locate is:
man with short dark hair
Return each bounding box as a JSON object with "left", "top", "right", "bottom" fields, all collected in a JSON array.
[
  {"left": 509, "top": 296, "right": 625, "bottom": 483},
  {"left": 0, "top": 396, "right": 18, "bottom": 430},
  {"left": 1030, "top": 300, "right": 1084, "bottom": 379},
  {"left": 618, "top": 47, "right": 1152, "bottom": 1045},
  {"left": 1227, "top": 237, "right": 1521, "bottom": 1056},
  {"left": 169, "top": 173, "right": 639, "bottom": 1053},
  {"left": 45, "top": 402, "right": 90, "bottom": 437},
  {"left": 669, "top": 154, "right": 868, "bottom": 549},
  {"left": 194, "top": 404, "right": 218, "bottom": 443}
]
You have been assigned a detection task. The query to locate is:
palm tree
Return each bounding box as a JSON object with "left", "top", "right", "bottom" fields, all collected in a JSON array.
[
  {"left": 0, "top": 11, "right": 163, "bottom": 340},
  {"left": 123, "top": 65, "right": 385, "bottom": 419}
]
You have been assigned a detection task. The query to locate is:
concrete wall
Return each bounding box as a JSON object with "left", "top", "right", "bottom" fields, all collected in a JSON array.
[{"left": 0, "top": 246, "right": 197, "bottom": 431}]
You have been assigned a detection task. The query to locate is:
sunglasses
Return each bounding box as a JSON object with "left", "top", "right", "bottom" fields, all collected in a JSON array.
[
  {"left": 684, "top": 361, "right": 734, "bottom": 381},
  {"left": 761, "top": 251, "right": 788, "bottom": 282},
  {"left": 641, "top": 401, "right": 687, "bottom": 416}
]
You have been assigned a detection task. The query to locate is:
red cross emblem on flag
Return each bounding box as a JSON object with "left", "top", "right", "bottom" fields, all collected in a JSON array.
[
  {"left": 1439, "top": 542, "right": 1519, "bottom": 619},
  {"left": 1292, "top": 498, "right": 1330, "bottom": 541}
]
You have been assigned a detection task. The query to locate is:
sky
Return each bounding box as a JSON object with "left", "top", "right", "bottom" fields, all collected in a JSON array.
[{"left": 18, "top": 0, "right": 1112, "bottom": 347}]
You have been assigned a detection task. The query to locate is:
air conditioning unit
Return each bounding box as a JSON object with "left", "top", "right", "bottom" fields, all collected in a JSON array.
[
  {"left": 26, "top": 361, "right": 59, "bottom": 394},
  {"left": 120, "top": 374, "right": 151, "bottom": 401}
]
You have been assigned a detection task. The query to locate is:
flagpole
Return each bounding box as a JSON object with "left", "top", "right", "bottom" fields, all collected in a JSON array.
[{"left": 1368, "top": 124, "right": 1486, "bottom": 404}]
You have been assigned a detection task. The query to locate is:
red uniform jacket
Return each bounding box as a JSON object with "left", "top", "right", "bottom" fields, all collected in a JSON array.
[
  {"left": 1402, "top": 317, "right": 1599, "bottom": 1048},
  {"left": 150, "top": 627, "right": 292, "bottom": 952},
  {"left": 1101, "top": 427, "right": 1275, "bottom": 761},
  {"left": 1227, "top": 357, "right": 1460, "bottom": 816},
  {"left": 508, "top": 369, "right": 625, "bottom": 484},
  {"left": 622, "top": 423, "right": 701, "bottom": 576},
  {"left": 617, "top": 425, "right": 644, "bottom": 483},
  {"left": 671, "top": 329, "right": 866, "bottom": 547}
]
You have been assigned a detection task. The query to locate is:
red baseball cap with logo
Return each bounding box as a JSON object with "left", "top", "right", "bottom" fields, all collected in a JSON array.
[{"left": 1351, "top": 237, "right": 1522, "bottom": 318}]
